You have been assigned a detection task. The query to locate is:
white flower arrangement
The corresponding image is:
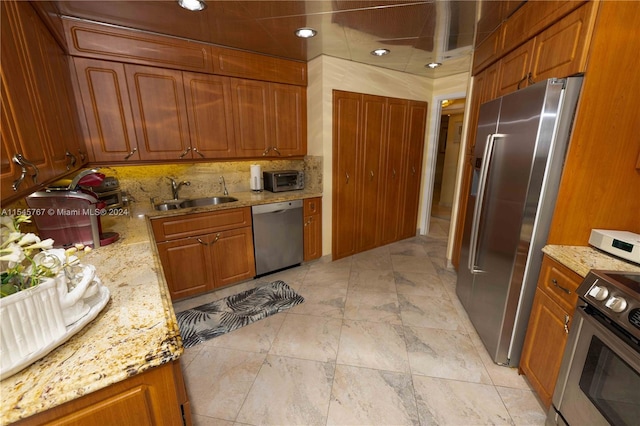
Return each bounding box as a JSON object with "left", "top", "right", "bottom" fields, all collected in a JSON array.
[{"left": 0, "top": 215, "right": 90, "bottom": 298}]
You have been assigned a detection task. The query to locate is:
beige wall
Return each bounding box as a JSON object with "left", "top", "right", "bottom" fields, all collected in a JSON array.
[{"left": 307, "top": 55, "right": 469, "bottom": 258}]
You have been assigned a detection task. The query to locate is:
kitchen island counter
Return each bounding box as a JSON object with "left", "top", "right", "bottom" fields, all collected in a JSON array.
[
  {"left": 543, "top": 245, "right": 640, "bottom": 277},
  {"left": 0, "top": 189, "right": 321, "bottom": 424}
]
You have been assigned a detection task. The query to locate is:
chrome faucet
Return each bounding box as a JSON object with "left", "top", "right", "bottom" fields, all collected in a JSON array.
[
  {"left": 219, "top": 175, "right": 228, "bottom": 196},
  {"left": 167, "top": 177, "right": 190, "bottom": 200}
]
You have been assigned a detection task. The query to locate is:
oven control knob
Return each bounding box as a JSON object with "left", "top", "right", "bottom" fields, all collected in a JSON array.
[
  {"left": 588, "top": 285, "right": 609, "bottom": 301},
  {"left": 604, "top": 296, "right": 628, "bottom": 313}
]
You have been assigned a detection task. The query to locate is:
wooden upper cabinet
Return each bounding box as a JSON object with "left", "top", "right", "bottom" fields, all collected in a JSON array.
[
  {"left": 496, "top": 39, "right": 535, "bottom": 96},
  {"left": 269, "top": 83, "right": 306, "bottom": 157},
  {"left": 183, "top": 72, "right": 236, "bottom": 159},
  {"left": 73, "top": 57, "right": 141, "bottom": 162},
  {"left": 231, "top": 79, "right": 306, "bottom": 158},
  {"left": 125, "top": 64, "right": 192, "bottom": 161},
  {"left": 2, "top": 0, "right": 89, "bottom": 205},
  {"left": 530, "top": 1, "right": 597, "bottom": 83},
  {"left": 211, "top": 47, "right": 307, "bottom": 86},
  {"left": 231, "top": 79, "right": 271, "bottom": 157}
]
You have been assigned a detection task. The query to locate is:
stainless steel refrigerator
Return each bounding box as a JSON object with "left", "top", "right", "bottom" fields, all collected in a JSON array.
[{"left": 456, "top": 77, "right": 583, "bottom": 367}]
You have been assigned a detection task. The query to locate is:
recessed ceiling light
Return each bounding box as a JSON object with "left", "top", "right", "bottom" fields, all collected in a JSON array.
[
  {"left": 295, "top": 28, "right": 317, "bottom": 38},
  {"left": 426, "top": 62, "right": 442, "bottom": 69},
  {"left": 371, "top": 48, "right": 390, "bottom": 56},
  {"left": 177, "top": 0, "right": 206, "bottom": 11}
]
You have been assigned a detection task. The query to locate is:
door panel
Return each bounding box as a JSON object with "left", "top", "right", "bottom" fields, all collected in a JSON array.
[
  {"left": 183, "top": 72, "right": 236, "bottom": 158},
  {"left": 126, "top": 64, "right": 191, "bottom": 160},
  {"left": 332, "top": 91, "right": 361, "bottom": 260},
  {"left": 231, "top": 79, "right": 270, "bottom": 156},
  {"left": 357, "top": 95, "right": 385, "bottom": 251}
]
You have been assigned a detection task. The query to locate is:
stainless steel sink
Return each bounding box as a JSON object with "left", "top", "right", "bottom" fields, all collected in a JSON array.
[
  {"left": 153, "top": 196, "right": 238, "bottom": 211},
  {"left": 179, "top": 196, "right": 238, "bottom": 208}
]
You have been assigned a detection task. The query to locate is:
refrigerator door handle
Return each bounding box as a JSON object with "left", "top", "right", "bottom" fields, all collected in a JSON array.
[{"left": 468, "top": 133, "right": 504, "bottom": 273}]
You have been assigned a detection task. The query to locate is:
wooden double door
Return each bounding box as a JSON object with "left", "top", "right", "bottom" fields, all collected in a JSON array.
[{"left": 332, "top": 90, "right": 427, "bottom": 260}]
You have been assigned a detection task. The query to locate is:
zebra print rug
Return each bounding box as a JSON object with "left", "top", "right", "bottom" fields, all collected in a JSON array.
[{"left": 176, "top": 280, "right": 304, "bottom": 348}]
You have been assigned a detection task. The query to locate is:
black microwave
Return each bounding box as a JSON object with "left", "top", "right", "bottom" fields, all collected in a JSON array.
[{"left": 263, "top": 170, "right": 304, "bottom": 192}]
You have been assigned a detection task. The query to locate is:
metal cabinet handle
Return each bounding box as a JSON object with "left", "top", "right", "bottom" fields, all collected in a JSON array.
[
  {"left": 78, "top": 150, "right": 86, "bottom": 162},
  {"left": 392, "top": 169, "right": 396, "bottom": 179},
  {"left": 179, "top": 147, "right": 192, "bottom": 159},
  {"left": 124, "top": 147, "right": 137, "bottom": 160},
  {"left": 369, "top": 170, "right": 374, "bottom": 180},
  {"left": 262, "top": 147, "right": 272, "bottom": 156},
  {"left": 272, "top": 147, "right": 281, "bottom": 156},
  {"left": 411, "top": 166, "right": 416, "bottom": 176},
  {"left": 65, "top": 151, "right": 77, "bottom": 171},
  {"left": 11, "top": 155, "right": 28, "bottom": 191},
  {"left": 564, "top": 315, "right": 570, "bottom": 334},
  {"left": 196, "top": 238, "right": 208, "bottom": 246},
  {"left": 212, "top": 233, "right": 220, "bottom": 244},
  {"left": 552, "top": 279, "right": 572, "bottom": 295},
  {"left": 517, "top": 72, "right": 535, "bottom": 90},
  {"left": 13, "top": 154, "right": 39, "bottom": 184},
  {"left": 345, "top": 172, "right": 350, "bottom": 184},
  {"left": 193, "top": 148, "right": 205, "bottom": 158}
]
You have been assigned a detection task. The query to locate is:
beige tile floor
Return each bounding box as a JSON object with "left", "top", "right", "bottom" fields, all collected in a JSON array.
[{"left": 174, "top": 218, "right": 547, "bottom": 425}]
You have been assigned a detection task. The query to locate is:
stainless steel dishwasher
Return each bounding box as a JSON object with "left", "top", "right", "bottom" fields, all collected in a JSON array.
[{"left": 252, "top": 200, "right": 303, "bottom": 276}]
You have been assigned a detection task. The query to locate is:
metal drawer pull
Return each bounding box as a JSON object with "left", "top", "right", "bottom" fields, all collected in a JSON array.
[
  {"left": 196, "top": 238, "right": 208, "bottom": 246},
  {"left": 193, "top": 148, "right": 205, "bottom": 158},
  {"left": 179, "top": 147, "right": 191, "bottom": 158},
  {"left": 212, "top": 233, "right": 221, "bottom": 244},
  {"left": 552, "top": 278, "right": 572, "bottom": 295},
  {"left": 262, "top": 147, "right": 272, "bottom": 156},
  {"left": 564, "top": 315, "right": 570, "bottom": 334},
  {"left": 124, "top": 147, "right": 137, "bottom": 160},
  {"left": 272, "top": 147, "right": 281, "bottom": 156}
]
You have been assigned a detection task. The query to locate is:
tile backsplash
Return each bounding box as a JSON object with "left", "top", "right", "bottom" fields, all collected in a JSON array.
[{"left": 101, "top": 156, "right": 322, "bottom": 205}]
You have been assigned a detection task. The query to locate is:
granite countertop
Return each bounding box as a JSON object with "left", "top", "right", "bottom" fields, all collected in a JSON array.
[
  {"left": 542, "top": 245, "right": 640, "bottom": 277},
  {"left": 0, "top": 190, "right": 322, "bottom": 424}
]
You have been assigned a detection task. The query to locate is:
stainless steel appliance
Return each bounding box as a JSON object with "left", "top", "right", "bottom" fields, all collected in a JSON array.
[
  {"left": 25, "top": 169, "right": 119, "bottom": 248},
  {"left": 456, "top": 77, "right": 583, "bottom": 366},
  {"left": 252, "top": 200, "right": 303, "bottom": 276},
  {"left": 263, "top": 170, "right": 304, "bottom": 192},
  {"left": 548, "top": 270, "right": 640, "bottom": 426}
]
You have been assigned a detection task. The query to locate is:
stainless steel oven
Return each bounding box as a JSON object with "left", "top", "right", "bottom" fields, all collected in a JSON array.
[{"left": 548, "top": 270, "right": 640, "bottom": 426}]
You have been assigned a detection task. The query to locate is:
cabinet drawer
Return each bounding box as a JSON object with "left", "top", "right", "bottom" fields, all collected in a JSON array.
[
  {"left": 537, "top": 255, "right": 581, "bottom": 313},
  {"left": 304, "top": 197, "right": 321, "bottom": 216},
  {"left": 151, "top": 207, "right": 251, "bottom": 242}
]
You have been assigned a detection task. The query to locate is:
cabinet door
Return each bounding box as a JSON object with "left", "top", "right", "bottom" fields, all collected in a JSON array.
[
  {"left": 357, "top": 94, "right": 386, "bottom": 252},
  {"left": 1, "top": 2, "right": 54, "bottom": 192},
  {"left": 231, "top": 79, "right": 271, "bottom": 156},
  {"left": 379, "top": 98, "right": 408, "bottom": 245},
  {"left": 530, "top": 1, "right": 596, "bottom": 83},
  {"left": 496, "top": 39, "right": 535, "bottom": 96},
  {"left": 303, "top": 197, "right": 322, "bottom": 261},
  {"left": 269, "top": 83, "right": 306, "bottom": 156},
  {"left": 210, "top": 227, "right": 256, "bottom": 287},
  {"left": 73, "top": 57, "right": 140, "bottom": 162},
  {"left": 519, "top": 288, "right": 572, "bottom": 409},
  {"left": 183, "top": 72, "right": 236, "bottom": 158},
  {"left": 332, "top": 91, "right": 361, "bottom": 260},
  {"left": 125, "top": 64, "right": 191, "bottom": 160},
  {"left": 157, "top": 238, "right": 214, "bottom": 300},
  {"left": 18, "top": 3, "right": 85, "bottom": 176},
  {"left": 399, "top": 100, "right": 427, "bottom": 240}
]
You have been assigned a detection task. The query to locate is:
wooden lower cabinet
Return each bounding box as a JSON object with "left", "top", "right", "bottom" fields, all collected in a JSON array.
[
  {"left": 519, "top": 255, "right": 582, "bottom": 409},
  {"left": 14, "top": 360, "right": 191, "bottom": 426},
  {"left": 303, "top": 197, "right": 322, "bottom": 261},
  {"left": 152, "top": 208, "right": 255, "bottom": 300}
]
